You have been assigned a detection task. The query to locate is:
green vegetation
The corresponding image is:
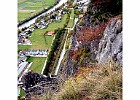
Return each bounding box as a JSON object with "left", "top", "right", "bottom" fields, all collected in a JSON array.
[
  {"left": 20, "top": 88, "right": 25, "bottom": 97},
  {"left": 18, "top": 12, "right": 32, "bottom": 22},
  {"left": 18, "top": 14, "right": 69, "bottom": 73},
  {"left": 67, "top": 9, "right": 75, "bottom": 28},
  {"left": 27, "top": 57, "right": 46, "bottom": 74},
  {"left": 43, "top": 14, "right": 70, "bottom": 75},
  {"left": 30, "top": 30, "right": 53, "bottom": 50},
  {"left": 74, "top": 9, "right": 82, "bottom": 17},
  {"left": 43, "top": 28, "right": 66, "bottom": 75},
  {"left": 52, "top": 30, "right": 68, "bottom": 74},
  {"left": 54, "top": 61, "right": 122, "bottom": 100},
  {"left": 47, "top": 14, "right": 68, "bottom": 31},
  {"left": 18, "top": 0, "right": 56, "bottom": 22},
  {"left": 18, "top": 14, "right": 68, "bottom": 51},
  {"left": 18, "top": 45, "right": 31, "bottom": 52},
  {"left": 18, "top": 88, "right": 25, "bottom": 100}
]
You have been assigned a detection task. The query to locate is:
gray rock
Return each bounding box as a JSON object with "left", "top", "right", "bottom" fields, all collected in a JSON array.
[{"left": 96, "top": 18, "right": 122, "bottom": 66}]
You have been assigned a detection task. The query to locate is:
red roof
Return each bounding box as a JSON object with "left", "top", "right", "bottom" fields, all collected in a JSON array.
[{"left": 47, "top": 32, "right": 55, "bottom": 36}]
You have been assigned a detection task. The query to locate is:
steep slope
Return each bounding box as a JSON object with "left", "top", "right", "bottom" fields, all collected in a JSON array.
[
  {"left": 20, "top": 0, "right": 123, "bottom": 99},
  {"left": 54, "top": 61, "right": 122, "bottom": 100},
  {"left": 96, "top": 17, "right": 122, "bottom": 65},
  {"left": 53, "top": 0, "right": 123, "bottom": 99}
]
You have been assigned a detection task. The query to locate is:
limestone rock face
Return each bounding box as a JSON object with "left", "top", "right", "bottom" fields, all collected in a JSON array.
[{"left": 96, "top": 18, "right": 122, "bottom": 65}]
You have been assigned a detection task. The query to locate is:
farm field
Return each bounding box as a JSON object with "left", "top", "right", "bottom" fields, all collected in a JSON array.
[
  {"left": 18, "top": 14, "right": 68, "bottom": 73},
  {"left": 18, "top": 0, "right": 56, "bottom": 22}
]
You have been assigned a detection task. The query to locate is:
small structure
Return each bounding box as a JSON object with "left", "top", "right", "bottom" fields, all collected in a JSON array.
[
  {"left": 79, "top": 14, "right": 84, "bottom": 18},
  {"left": 83, "top": 8, "right": 87, "bottom": 13},
  {"left": 47, "top": 32, "right": 55, "bottom": 36}
]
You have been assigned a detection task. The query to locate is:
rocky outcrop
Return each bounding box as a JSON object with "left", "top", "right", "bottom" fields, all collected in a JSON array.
[
  {"left": 21, "top": 71, "right": 59, "bottom": 99},
  {"left": 96, "top": 18, "right": 122, "bottom": 65}
]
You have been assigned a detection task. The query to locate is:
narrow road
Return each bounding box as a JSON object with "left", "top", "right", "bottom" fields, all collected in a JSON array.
[{"left": 54, "top": 37, "right": 67, "bottom": 75}]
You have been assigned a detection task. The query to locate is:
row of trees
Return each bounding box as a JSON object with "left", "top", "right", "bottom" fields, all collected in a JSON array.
[{"left": 43, "top": 28, "right": 65, "bottom": 75}]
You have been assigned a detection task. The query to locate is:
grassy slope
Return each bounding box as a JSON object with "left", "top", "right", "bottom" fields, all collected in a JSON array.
[
  {"left": 54, "top": 61, "right": 122, "bottom": 100},
  {"left": 18, "top": 14, "right": 68, "bottom": 73}
]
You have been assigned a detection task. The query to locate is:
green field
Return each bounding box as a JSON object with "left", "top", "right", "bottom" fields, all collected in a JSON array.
[
  {"left": 18, "top": 0, "right": 56, "bottom": 22},
  {"left": 27, "top": 57, "right": 46, "bottom": 73},
  {"left": 67, "top": 9, "right": 75, "bottom": 28},
  {"left": 18, "top": 14, "right": 68, "bottom": 73},
  {"left": 18, "top": 12, "right": 33, "bottom": 22}
]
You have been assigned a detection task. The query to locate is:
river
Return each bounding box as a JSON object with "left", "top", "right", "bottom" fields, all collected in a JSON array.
[{"left": 18, "top": 0, "right": 68, "bottom": 29}]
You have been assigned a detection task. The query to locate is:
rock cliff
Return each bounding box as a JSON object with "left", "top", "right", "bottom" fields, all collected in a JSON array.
[{"left": 96, "top": 18, "right": 122, "bottom": 66}]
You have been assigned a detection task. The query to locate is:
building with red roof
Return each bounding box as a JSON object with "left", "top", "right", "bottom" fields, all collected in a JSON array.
[{"left": 47, "top": 32, "right": 55, "bottom": 36}]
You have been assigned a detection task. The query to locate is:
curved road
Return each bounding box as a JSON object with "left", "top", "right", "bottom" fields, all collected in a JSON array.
[{"left": 18, "top": 0, "right": 68, "bottom": 29}]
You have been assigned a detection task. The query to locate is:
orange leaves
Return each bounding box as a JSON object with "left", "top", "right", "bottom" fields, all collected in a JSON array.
[{"left": 77, "top": 23, "right": 106, "bottom": 45}]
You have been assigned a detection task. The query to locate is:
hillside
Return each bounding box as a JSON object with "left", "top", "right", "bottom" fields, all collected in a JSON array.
[
  {"left": 53, "top": 0, "right": 122, "bottom": 99},
  {"left": 19, "top": 0, "right": 122, "bottom": 99}
]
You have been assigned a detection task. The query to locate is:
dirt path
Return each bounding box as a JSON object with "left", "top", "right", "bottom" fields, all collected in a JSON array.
[{"left": 18, "top": 10, "right": 36, "bottom": 13}]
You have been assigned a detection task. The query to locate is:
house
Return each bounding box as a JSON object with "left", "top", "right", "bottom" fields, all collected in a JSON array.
[
  {"left": 83, "top": 7, "right": 87, "bottom": 13},
  {"left": 79, "top": 14, "right": 84, "bottom": 18},
  {"left": 47, "top": 32, "right": 55, "bottom": 36}
]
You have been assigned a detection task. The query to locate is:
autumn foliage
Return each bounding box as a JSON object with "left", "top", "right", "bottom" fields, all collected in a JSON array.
[{"left": 77, "top": 23, "right": 106, "bottom": 45}]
